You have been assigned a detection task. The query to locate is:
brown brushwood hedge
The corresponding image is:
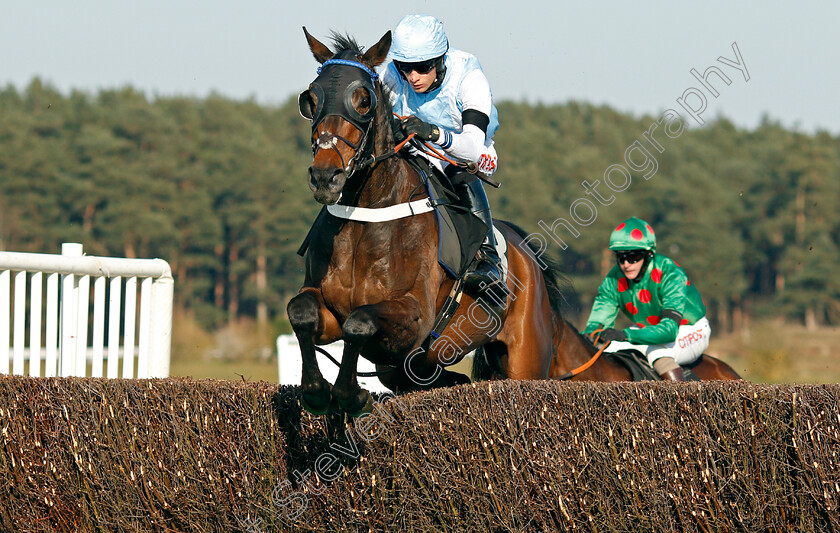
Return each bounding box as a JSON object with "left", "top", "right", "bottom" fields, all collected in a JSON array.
[{"left": 0, "top": 376, "right": 838, "bottom": 532}]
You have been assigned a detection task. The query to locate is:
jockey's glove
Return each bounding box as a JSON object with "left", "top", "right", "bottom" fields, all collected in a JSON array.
[
  {"left": 598, "top": 328, "right": 627, "bottom": 344},
  {"left": 391, "top": 114, "right": 408, "bottom": 145},
  {"left": 401, "top": 115, "right": 440, "bottom": 142}
]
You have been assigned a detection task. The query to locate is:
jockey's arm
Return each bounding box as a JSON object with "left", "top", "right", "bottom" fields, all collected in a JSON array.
[
  {"left": 624, "top": 315, "right": 680, "bottom": 346},
  {"left": 624, "top": 271, "right": 690, "bottom": 346},
  {"left": 436, "top": 121, "right": 487, "bottom": 163},
  {"left": 434, "top": 69, "right": 493, "bottom": 164},
  {"left": 583, "top": 278, "right": 620, "bottom": 335}
]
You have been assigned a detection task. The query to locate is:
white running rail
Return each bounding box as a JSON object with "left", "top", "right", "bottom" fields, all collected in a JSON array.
[{"left": 0, "top": 243, "right": 173, "bottom": 378}]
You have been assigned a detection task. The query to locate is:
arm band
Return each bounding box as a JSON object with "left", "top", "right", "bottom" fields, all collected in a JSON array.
[
  {"left": 661, "top": 309, "right": 683, "bottom": 324},
  {"left": 462, "top": 109, "right": 489, "bottom": 134}
]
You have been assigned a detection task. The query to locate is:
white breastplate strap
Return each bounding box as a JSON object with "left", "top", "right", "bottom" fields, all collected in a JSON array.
[{"left": 327, "top": 198, "right": 434, "bottom": 222}]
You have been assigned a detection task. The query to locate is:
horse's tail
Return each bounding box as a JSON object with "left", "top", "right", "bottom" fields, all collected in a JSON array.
[
  {"left": 471, "top": 345, "right": 497, "bottom": 382},
  {"left": 472, "top": 220, "right": 574, "bottom": 381}
]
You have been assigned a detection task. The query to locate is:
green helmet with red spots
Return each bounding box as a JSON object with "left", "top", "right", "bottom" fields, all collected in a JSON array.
[{"left": 609, "top": 217, "right": 657, "bottom": 252}]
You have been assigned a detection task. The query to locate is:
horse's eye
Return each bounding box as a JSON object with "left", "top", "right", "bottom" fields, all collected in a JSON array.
[
  {"left": 351, "top": 87, "right": 371, "bottom": 115},
  {"left": 298, "top": 90, "right": 318, "bottom": 120}
]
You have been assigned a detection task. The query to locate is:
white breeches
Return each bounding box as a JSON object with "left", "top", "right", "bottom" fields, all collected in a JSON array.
[{"left": 608, "top": 317, "right": 711, "bottom": 366}]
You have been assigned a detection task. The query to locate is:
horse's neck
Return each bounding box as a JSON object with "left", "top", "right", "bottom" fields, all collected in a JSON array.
[
  {"left": 571, "top": 330, "right": 599, "bottom": 365},
  {"left": 562, "top": 322, "right": 602, "bottom": 366},
  {"left": 346, "top": 157, "right": 422, "bottom": 208},
  {"left": 561, "top": 322, "right": 632, "bottom": 380},
  {"left": 350, "top": 99, "right": 424, "bottom": 208}
]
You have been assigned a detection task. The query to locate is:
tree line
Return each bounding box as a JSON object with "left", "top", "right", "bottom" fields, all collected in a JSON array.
[{"left": 1, "top": 79, "right": 838, "bottom": 332}]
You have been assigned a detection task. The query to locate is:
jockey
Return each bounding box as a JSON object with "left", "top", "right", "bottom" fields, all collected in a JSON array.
[
  {"left": 582, "top": 217, "right": 711, "bottom": 381},
  {"left": 383, "top": 13, "right": 505, "bottom": 297}
]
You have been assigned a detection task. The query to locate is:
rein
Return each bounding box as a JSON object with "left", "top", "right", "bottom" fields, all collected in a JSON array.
[
  {"left": 555, "top": 329, "right": 610, "bottom": 381},
  {"left": 355, "top": 113, "right": 499, "bottom": 189},
  {"left": 352, "top": 112, "right": 456, "bottom": 171}
]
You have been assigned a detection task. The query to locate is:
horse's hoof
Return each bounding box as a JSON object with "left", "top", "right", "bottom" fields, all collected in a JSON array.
[
  {"left": 340, "top": 390, "right": 375, "bottom": 417},
  {"left": 300, "top": 392, "right": 333, "bottom": 415}
]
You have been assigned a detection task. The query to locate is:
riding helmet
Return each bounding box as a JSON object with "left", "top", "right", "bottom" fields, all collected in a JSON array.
[
  {"left": 389, "top": 14, "right": 449, "bottom": 62},
  {"left": 608, "top": 217, "right": 657, "bottom": 252}
]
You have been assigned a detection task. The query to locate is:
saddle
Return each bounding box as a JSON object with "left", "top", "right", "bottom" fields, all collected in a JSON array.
[
  {"left": 606, "top": 349, "right": 701, "bottom": 381},
  {"left": 405, "top": 156, "right": 490, "bottom": 278}
]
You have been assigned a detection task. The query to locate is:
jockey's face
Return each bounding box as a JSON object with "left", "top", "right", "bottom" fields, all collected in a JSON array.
[
  {"left": 404, "top": 67, "right": 437, "bottom": 93},
  {"left": 616, "top": 250, "right": 647, "bottom": 281}
]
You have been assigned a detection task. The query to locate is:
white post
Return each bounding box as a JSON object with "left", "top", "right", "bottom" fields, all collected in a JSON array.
[
  {"left": 277, "top": 335, "right": 289, "bottom": 383},
  {"left": 74, "top": 274, "right": 90, "bottom": 377},
  {"left": 122, "top": 276, "right": 137, "bottom": 378},
  {"left": 149, "top": 269, "right": 173, "bottom": 378},
  {"left": 91, "top": 276, "right": 105, "bottom": 378},
  {"left": 137, "top": 277, "right": 152, "bottom": 378},
  {"left": 60, "top": 243, "right": 83, "bottom": 377},
  {"left": 44, "top": 273, "right": 58, "bottom": 377},
  {"left": 29, "top": 272, "right": 42, "bottom": 377},
  {"left": 13, "top": 270, "right": 26, "bottom": 375},
  {"left": 0, "top": 270, "right": 9, "bottom": 375},
  {"left": 107, "top": 276, "right": 122, "bottom": 379}
]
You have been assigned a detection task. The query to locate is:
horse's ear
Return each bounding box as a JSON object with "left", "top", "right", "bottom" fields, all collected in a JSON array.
[
  {"left": 362, "top": 31, "right": 392, "bottom": 68},
  {"left": 303, "top": 26, "right": 333, "bottom": 64}
]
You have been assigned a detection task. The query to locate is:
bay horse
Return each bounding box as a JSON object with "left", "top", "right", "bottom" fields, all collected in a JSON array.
[
  {"left": 540, "top": 320, "right": 742, "bottom": 381},
  {"left": 288, "top": 28, "right": 569, "bottom": 415}
]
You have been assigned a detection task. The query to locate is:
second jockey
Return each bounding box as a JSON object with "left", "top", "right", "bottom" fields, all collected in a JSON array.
[{"left": 582, "top": 217, "right": 712, "bottom": 381}]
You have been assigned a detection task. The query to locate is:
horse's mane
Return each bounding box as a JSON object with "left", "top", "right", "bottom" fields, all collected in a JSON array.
[{"left": 328, "top": 32, "right": 364, "bottom": 55}]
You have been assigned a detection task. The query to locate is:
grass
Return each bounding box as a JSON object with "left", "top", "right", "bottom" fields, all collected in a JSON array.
[
  {"left": 169, "top": 357, "right": 279, "bottom": 382},
  {"left": 708, "top": 319, "right": 840, "bottom": 384},
  {"left": 168, "top": 318, "right": 839, "bottom": 385}
]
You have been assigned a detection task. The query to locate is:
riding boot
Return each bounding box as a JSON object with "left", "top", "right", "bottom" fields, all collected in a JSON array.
[
  {"left": 659, "top": 368, "right": 687, "bottom": 382},
  {"left": 456, "top": 179, "right": 509, "bottom": 303}
]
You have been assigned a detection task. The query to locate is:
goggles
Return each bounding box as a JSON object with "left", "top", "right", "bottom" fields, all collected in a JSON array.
[
  {"left": 394, "top": 59, "right": 437, "bottom": 75},
  {"left": 615, "top": 250, "right": 647, "bottom": 265}
]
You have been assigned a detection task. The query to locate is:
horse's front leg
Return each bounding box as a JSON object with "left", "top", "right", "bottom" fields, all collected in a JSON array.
[
  {"left": 286, "top": 287, "right": 341, "bottom": 414},
  {"left": 332, "top": 296, "right": 423, "bottom": 415}
]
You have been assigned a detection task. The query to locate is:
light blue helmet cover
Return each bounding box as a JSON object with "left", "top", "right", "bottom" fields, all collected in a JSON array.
[{"left": 389, "top": 14, "right": 449, "bottom": 62}]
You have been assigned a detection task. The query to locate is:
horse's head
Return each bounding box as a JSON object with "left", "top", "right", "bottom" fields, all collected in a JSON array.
[{"left": 299, "top": 28, "right": 391, "bottom": 205}]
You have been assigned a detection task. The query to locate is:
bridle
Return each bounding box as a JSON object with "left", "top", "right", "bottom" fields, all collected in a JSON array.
[
  {"left": 298, "top": 57, "right": 379, "bottom": 179},
  {"left": 299, "top": 56, "right": 494, "bottom": 185}
]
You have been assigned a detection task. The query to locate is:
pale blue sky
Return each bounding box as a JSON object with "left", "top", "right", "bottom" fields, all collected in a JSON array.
[{"left": 3, "top": 1, "right": 839, "bottom": 133}]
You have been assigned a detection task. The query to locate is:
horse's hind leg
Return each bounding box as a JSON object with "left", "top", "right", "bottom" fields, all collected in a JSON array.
[
  {"left": 287, "top": 288, "right": 341, "bottom": 414},
  {"left": 332, "top": 297, "right": 422, "bottom": 415}
]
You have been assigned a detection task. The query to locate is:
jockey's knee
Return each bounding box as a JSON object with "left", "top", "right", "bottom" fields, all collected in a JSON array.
[{"left": 653, "top": 356, "right": 680, "bottom": 375}]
